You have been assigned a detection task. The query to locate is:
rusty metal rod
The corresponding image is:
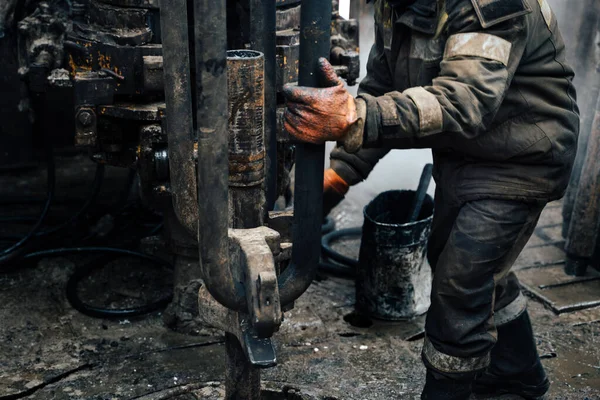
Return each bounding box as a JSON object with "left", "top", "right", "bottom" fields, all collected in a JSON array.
[
  {"left": 225, "top": 332, "right": 261, "bottom": 400},
  {"left": 194, "top": 0, "right": 244, "bottom": 310},
  {"left": 158, "top": 0, "right": 198, "bottom": 235},
  {"left": 249, "top": 0, "right": 277, "bottom": 211},
  {"left": 278, "top": 0, "right": 332, "bottom": 306},
  {"left": 227, "top": 50, "right": 266, "bottom": 230},
  {"left": 224, "top": 49, "right": 267, "bottom": 400}
]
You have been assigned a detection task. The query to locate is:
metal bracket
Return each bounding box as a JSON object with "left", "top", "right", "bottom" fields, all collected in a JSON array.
[
  {"left": 198, "top": 226, "right": 283, "bottom": 366},
  {"left": 198, "top": 285, "right": 278, "bottom": 368},
  {"left": 229, "top": 226, "right": 283, "bottom": 338},
  {"left": 75, "top": 106, "right": 97, "bottom": 147}
]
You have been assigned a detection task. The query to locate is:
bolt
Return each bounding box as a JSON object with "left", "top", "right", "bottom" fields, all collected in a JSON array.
[{"left": 78, "top": 110, "right": 93, "bottom": 126}]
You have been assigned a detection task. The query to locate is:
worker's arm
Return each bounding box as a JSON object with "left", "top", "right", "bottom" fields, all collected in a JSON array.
[
  {"left": 283, "top": 0, "right": 529, "bottom": 152},
  {"left": 360, "top": 0, "right": 528, "bottom": 149},
  {"left": 322, "top": 39, "right": 393, "bottom": 216},
  {"left": 328, "top": 28, "right": 394, "bottom": 188}
]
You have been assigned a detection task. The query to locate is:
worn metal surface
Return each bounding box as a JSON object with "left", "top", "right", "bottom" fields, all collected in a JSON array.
[
  {"left": 227, "top": 50, "right": 266, "bottom": 230},
  {"left": 357, "top": 191, "right": 433, "bottom": 320},
  {"left": 275, "top": 31, "right": 300, "bottom": 91},
  {"left": 73, "top": 71, "right": 116, "bottom": 106},
  {"left": 98, "top": 102, "right": 165, "bottom": 121},
  {"left": 73, "top": 1, "right": 154, "bottom": 46},
  {"left": 74, "top": 106, "right": 98, "bottom": 147},
  {"left": 229, "top": 227, "right": 283, "bottom": 338},
  {"left": 250, "top": 0, "right": 278, "bottom": 211},
  {"left": 330, "top": 17, "right": 360, "bottom": 85},
  {"left": 158, "top": 0, "right": 197, "bottom": 235},
  {"left": 100, "top": 0, "right": 160, "bottom": 9},
  {"left": 198, "top": 284, "right": 271, "bottom": 400},
  {"left": 17, "top": 1, "right": 69, "bottom": 77},
  {"left": 564, "top": 94, "right": 600, "bottom": 273},
  {"left": 276, "top": 4, "right": 301, "bottom": 31},
  {"left": 277, "top": 0, "right": 332, "bottom": 308},
  {"left": 225, "top": 332, "right": 262, "bottom": 400},
  {"left": 519, "top": 264, "right": 600, "bottom": 314},
  {"left": 66, "top": 37, "right": 162, "bottom": 96},
  {"left": 194, "top": 0, "right": 244, "bottom": 312},
  {"left": 142, "top": 55, "right": 163, "bottom": 92}
]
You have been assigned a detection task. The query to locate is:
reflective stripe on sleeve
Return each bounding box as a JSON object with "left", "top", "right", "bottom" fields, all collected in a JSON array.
[
  {"left": 444, "top": 32, "right": 512, "bottom": 66},
  {"left": 538, "top": 0, "right": 552, "bottom": 28},
  {"left": 403, "top": 87, "right": 444, "bottom": 136}
]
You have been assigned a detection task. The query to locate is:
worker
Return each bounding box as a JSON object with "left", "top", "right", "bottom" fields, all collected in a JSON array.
[{"left": 283, "top": 0, "right": 579, "bottom": 398}]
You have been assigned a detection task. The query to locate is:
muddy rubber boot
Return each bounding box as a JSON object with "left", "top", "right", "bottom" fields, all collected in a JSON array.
[
  {"left": 473, "top": 311, "right": 550, "bottom": 399},
  {"left": 421, "top": 370, "right": 472, "bottom": 400}
]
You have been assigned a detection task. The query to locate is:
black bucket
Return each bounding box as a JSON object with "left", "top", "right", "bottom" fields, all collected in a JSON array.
[{"left": 356, "top": 190, "right": 434, "bottom": 320}]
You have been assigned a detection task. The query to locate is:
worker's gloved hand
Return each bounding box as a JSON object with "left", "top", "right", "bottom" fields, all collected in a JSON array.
[
  {"left": 323, "top": 168, "right": 349, "bottom": 219},
  {"left": 283, "top": 58, "right": 365, "bottom": 153}
]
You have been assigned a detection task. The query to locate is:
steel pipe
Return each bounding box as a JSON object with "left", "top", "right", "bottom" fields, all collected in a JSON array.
[
  {"left": 158, "top": 0, "right": 198, "bottom": 235},
  {"left": 194, "top": 0, "right": 244, "bottom": 310},
  {"left": 227, "top": 50, "right": 266, "bottom": 229},
  {"left": 249, "top": 0, "right": 277, "bottom": 211},
  {"left": 278, "top": 0, "right": 332, "bottom": 306}
]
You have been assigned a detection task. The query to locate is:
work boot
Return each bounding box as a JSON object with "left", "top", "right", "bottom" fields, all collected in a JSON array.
[
  {"left": 473, "top": 311, "right": 550, "bottom": 399},
  {"left": 421, "top": 370, "right": 472, "bottom": 400}
]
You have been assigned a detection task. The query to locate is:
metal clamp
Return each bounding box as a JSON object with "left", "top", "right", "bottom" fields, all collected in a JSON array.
[{"left": 198, "top": 226, "right": 283, "bottom": 366}]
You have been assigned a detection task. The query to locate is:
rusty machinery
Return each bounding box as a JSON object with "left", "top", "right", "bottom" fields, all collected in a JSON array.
[{"left": 1, "top": 0, "right": 360, "bottom": 398}]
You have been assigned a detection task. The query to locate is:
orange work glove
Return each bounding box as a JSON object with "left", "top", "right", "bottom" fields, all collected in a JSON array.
[
  {"left": 283, "top": 58, "right": 365, "bottom": 153},
  {"left": 323, "top": 168, "right": 349, "bottom": 219}
]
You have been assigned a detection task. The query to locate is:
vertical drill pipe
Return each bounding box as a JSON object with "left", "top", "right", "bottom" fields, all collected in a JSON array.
[
  {"left": 225, "top": 332, "right": 261, "bottom": 400},
  {"left": 561, "top": 0, "right": 600, "bottom": 236},
  {"left": 278, "top": 0, "right": 332, "bottom": 306},
  {"left": 158, "top": 0, "right": 198, "bottom": 235},
  {"left": 249, "top": 0, "right": 277, "bottom": 211},
  {"left": 227, "top": 50, "right": 266, "bottom": 229},
  {"left": 225, "top": 50, "right": 266, "bottom": 400},
  {"left": 565, "top": 94, "right": 600, "bottom": 263},
  {"left": 194, "top": 0, "right": 245, "bottom": 310}
]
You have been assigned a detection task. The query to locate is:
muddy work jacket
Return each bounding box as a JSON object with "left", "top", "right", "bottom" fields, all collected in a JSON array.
[{"left": 332, "top": 0, "right": 579, "bottom": 204}]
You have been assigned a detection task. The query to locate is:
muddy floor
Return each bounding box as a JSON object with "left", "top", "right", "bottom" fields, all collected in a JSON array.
[{"left": 1, "top": 156, "right": 600, "bottom": 400}]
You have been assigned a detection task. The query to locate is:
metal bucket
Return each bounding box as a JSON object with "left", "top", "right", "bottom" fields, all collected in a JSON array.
[{"left": 356, "top": 190, "right": 433, "bottom": 320}]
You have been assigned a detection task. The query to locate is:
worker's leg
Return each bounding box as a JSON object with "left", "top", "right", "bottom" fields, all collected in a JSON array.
[
  {"left": 473, "top": 271, "right": 550, "bottom": 399},
  {"left": 422, "top": 198, "right": 544, "bottom": 399}
]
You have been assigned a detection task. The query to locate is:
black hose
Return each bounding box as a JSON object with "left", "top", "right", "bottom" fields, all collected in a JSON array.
[
  {"left": 318, "top": 260, "right": 355, "bottom": 278},
  {"left": 37, "top": 164, "right": 105, "bottom": 237},
  {"left": 321, "top": 227, "right": 361, "bottom": 268},
  {"left": 0, "top": 147, "right": 55, "bottom": 265},
  {"left": 22, "top": 247, "right": 173, "bottom": 318},
  {"left": 321, "top": 216, "right": 335, "bottom": 234}
]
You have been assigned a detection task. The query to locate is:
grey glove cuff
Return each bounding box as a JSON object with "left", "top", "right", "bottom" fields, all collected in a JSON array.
[
  {"left": 356, "top": 93, "right": 382, "bottom": 147},
  {"left": 339, "top": 98, "right": 366, "bottom": 154}
]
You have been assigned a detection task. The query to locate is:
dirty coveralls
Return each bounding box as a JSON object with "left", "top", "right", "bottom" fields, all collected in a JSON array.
[{"left": 331, "top": 0, "right": 579, "bottom": 377}]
